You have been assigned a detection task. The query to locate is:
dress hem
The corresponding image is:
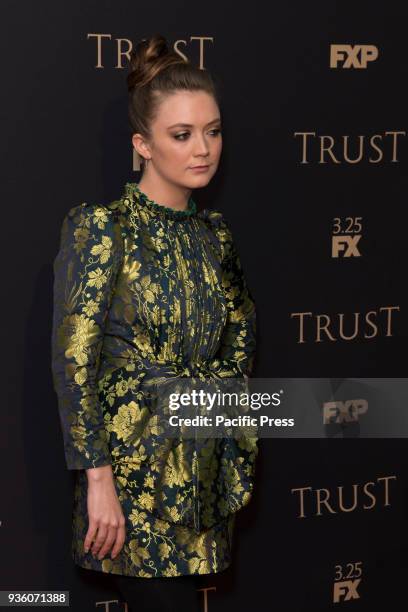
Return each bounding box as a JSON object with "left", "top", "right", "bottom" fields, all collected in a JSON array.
[{"left": 72, "top": 556, "right": 232, "bottom": 579}]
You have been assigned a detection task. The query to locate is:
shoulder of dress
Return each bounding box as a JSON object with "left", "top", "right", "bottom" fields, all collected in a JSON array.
[
  {"left": 66, "top": 198, "right": 127, "bottom": 223},
  {"left": 198, "top": 207, "right": 227, "bottom": 229},
  {"left": 198, "top": 207, "right": 232, "bottom": 242},
  {"left": 197, "top": 207, "right": 223, "bottom": 223}
]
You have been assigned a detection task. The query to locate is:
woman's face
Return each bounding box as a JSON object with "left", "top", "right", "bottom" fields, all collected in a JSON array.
[{"left": 135, "top": 90, "right": 222, "bottom": 189}]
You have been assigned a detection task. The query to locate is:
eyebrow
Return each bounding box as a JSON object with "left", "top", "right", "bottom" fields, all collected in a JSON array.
[{"left": 167, "top": 118, "right": 222, "bottom": 129}]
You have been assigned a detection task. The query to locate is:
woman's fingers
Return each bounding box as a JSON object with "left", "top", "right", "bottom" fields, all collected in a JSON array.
[
  {"left": 84, "top": 521, "right": 98, "bottom": 553},
  {"left": 90, "top": 523, "right": 108, "bottom": 556},
  {"left": 110, "top": 522, "right": 126, "bottom": 559},
  {"left": 89, "top": 517, "right": 126, "bottom": 559},
  {"left": 95, "top": 524, "right": 118, "bottom": 559}
]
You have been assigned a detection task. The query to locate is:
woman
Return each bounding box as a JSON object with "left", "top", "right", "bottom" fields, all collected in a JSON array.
[{"left": 51, "top": 34, "right": 258, "bottom": 611}]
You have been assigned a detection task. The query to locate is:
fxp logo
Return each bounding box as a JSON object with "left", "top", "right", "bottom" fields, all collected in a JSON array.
[
  {"left": 323, "top": 399, "right": 368, "bottom": 424},
  {"left": 330, "top": 44, "right": 379, "bottom": 68}
]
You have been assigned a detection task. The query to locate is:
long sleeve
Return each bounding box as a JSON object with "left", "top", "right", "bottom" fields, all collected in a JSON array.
[
  {"left": 201, "top": 212, "right": 257, "bottom": 380},
  {"left": 51, "top": 202, "right": 123, "bottom": 470}
]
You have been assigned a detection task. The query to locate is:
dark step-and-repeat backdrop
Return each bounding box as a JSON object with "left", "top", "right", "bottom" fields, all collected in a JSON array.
[{"left": 2, "top": 1, "right": 408, "bottom": 610}]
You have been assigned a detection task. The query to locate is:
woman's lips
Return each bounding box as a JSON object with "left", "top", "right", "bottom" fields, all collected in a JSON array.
[{"left": 189, "top": 165, "right": 210, "bottom": 171}]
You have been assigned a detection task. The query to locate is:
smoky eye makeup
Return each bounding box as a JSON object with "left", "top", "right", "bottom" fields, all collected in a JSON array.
[{"left": 172, "top": 127, "right": 222, "bottom": 140}]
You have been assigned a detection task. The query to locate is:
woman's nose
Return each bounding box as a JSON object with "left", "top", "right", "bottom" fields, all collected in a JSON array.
[{"left": 194, "top": 135, "right": 210, "bottom": 155}]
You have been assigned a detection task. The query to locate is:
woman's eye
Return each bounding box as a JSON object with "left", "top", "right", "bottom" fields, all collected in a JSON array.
[
  {"left": 174, "top": 133, "right": 189, "bottom": 141},
  {"left": 173, "top": 129, "right": 222, "bottom": 141}
]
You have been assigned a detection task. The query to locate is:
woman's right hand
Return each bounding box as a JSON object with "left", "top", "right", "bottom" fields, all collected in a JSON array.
[{"left": 84, "top": 465, "right": 126, "bottom": 560}]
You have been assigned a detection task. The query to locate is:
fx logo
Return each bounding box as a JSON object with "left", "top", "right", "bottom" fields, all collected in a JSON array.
[
  {"left": 330, "top": 44, "right": 378, "bottom": 68},
  {"left": 333, "top": 579, "right": 361, "bottom": 603},
  {"left": 332, "top": 235, "right": 361, "bottom": 257},
  {"left": 323, "top": 399, "right": 368, "bottom": 424}
]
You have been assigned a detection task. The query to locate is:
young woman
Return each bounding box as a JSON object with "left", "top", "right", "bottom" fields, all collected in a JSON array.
[{"left": 51, "top": 34, "right": 258, "bottom": 611}]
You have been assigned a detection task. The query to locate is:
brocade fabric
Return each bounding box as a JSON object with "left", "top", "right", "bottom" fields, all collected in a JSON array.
[{"left": 51, "top": 181, "right": 258, "bottom": 577}]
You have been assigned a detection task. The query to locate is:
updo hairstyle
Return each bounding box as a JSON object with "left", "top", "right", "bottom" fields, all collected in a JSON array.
[{"left": 127, "top": 34, "right": 220, "bottom": 167}]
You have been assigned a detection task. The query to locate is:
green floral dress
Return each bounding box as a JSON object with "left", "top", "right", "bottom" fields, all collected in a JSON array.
[{"left": 51, "top": 181, "right": 258, "bottom": 578}]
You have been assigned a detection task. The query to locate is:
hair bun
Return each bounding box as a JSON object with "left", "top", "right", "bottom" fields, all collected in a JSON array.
[
  {"left": 127, "top": 34, "right": 186, "bottom": 92},
  {"left": 126, "top": 33, "right": 219, "bottom": 141}
]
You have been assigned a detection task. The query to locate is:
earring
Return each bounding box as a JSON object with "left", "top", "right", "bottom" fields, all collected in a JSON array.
[
  {"left": 132, "top": 148, "right": 150, "bottom": 172},
  {"left": 133, "top": 148, "right": 142, "bottom": 171}
]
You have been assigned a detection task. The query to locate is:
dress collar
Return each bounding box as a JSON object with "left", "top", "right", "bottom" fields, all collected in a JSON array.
[{"left": 124, "top": 182, "right": 197, "bottom": 221}]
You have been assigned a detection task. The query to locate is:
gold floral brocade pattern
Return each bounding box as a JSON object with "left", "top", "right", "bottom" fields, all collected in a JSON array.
[{"left": 51, "top": 182, "right": 257, "bottom": 577}]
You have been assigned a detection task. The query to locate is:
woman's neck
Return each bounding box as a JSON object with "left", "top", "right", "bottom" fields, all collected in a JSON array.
[{"left": 137, "top": 173, "right": 192, "bottom": 211}]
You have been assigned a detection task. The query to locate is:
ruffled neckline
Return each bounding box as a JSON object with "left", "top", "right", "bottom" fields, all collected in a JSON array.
[{"left": 126, "top": 182, "right": 197, "bottom": 220}]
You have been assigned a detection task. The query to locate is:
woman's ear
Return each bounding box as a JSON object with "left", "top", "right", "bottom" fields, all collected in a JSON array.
[
  {"left": 131, "top": 133, "right": 151, "bottom": 171},
  {"left": 131, "top": 133, "right": 151, "bottom": 160}
]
